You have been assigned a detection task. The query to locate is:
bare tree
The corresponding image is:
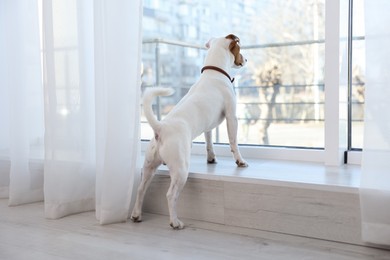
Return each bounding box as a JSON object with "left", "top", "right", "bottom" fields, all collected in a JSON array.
[
  {"left": 245, "top": 0, "right": 325, "bottom": 145},
  {"left": 256, "top": 63, "right": 282, "bottom": 144}
]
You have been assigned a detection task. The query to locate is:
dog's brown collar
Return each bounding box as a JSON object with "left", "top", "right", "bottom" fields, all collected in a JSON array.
[{"left": 201, "top": 66, "right": 235, "bottom": 83}]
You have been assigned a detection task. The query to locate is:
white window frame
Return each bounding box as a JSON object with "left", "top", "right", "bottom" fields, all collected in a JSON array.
[{"left": 324, "top": 0, "right": 348, "bottom": 166}]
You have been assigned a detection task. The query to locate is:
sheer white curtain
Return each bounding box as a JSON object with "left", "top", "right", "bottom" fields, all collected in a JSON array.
[
  {"left": 0, "top": 0, "right": 44, "bottom": 205},
  {"left": 93, "top": 0, "right": 142, "bottom": 224},
  {"left": 360, "top": 0, "right": 390, "bottom": 246},
  {"left": 1, "top": 0, "right": 142, "bottom": 225}
]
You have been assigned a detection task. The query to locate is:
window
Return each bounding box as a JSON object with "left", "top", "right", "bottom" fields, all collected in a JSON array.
[
  {"left": 141, "top": 0, "right": 363, "bottom": 164},
  {"left": 349, "top": 0, "right": 365, "bottom": 150}
]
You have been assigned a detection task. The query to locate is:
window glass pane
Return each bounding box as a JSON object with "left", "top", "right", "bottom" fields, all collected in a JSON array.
[
  {"left": 351, "top": 0, "right": 365, "bottom": 149},
  {"left": 141, "top": 0, "right": 325, "bottom": 148}
]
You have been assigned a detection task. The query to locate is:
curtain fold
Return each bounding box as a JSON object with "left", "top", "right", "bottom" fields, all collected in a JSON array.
[
  {"left": 42, "top": 0, "right": 142, "bottom": 222},
  {"left": 42, "top": 0, "right": 96, "bottom": 219},
  {"left": 360, "top": 0, "right": 390, "bottom": 246},
  {"left": 1, "top": 0, "right": 141, "bottom": 224},
  {"left": 94, "top": 0, "right": 142, "bottom": 224},
  {"left": 0, "top": 0, "right": 44, "bottom": 205}
]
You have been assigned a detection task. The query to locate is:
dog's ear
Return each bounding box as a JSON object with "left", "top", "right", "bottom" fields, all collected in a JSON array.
[
  {"left": 229, "top": 39, "right": 240, "bottom": 53},
  {"left": 226, "top": 34, "right": 242, "bottom": 64},
  {"left": 229, "top": 39, "right": 243, "bottom": 66},
  {"left": 205, "top": 38, "right": 214, "bottom": 49}
]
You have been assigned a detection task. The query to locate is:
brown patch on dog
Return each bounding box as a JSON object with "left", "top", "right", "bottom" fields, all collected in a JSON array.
[
  {"left": 225, "top": 34, "right": 244, "bottom": 66},
  {"left": 225, "top": 34, "right": 240, "bottom": 42}
]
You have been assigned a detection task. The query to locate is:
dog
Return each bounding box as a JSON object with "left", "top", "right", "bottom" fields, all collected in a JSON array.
[{"left": 131, "top": 34, "right": 248, "bottom": 229}]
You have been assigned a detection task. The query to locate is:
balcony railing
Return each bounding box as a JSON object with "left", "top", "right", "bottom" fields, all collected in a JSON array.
[{"left": 141, "top": 37, "right": 365, "bottom": 147}]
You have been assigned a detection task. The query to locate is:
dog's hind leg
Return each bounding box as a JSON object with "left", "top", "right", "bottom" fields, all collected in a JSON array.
[
  {"left": 131, "top": 139, "right": 161, "bottom": 223},
  {"left": 205, "top": 131, "right": 217, "bottom": 164},
  {"left": 166, "top": 165, "right": 188, "bottom": 230}
]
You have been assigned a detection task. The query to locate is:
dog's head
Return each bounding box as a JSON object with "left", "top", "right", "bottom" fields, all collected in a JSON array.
[{"left": 205, "top": 34, "right": 247, "bottom": 68}]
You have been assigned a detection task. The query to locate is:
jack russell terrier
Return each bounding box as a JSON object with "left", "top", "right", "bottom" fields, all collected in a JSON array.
[{"left": 131, "top": 34, "right": 248, "bottom": 229}]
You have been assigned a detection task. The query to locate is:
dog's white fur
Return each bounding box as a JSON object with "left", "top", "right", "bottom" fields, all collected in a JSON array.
[{"left": 131, "top": 34, "right": 248, "bottom": 229}]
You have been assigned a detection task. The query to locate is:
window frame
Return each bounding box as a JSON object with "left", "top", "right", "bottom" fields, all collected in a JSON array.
[{"left": 141, "top": 0, "right": 362, "bottom": 166}]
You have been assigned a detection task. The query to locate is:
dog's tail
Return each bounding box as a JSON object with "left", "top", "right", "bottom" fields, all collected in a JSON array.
[{"left": 142, "top": 87, "right": 175, "bottom": 133}]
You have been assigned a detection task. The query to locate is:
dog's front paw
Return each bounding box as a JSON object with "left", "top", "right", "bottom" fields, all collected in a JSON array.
[
  {"left": 236, "top": 160, "right": 248, "bottom": 167},
  {"left": 170, "top": 218, "right": 185, "bottom": 230},
  {"left": 207, "top": 158, "right": 217, "bottom": 164}
]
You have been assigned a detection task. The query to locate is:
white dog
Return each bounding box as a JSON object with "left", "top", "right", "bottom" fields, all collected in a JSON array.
[{"left": 131, "top": 34, "right": 248, "bottom": 229}]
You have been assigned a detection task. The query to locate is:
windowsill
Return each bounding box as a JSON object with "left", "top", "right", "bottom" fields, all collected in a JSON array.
[{"left": 155, "top": 154, "right": 361, "bottom": 193}]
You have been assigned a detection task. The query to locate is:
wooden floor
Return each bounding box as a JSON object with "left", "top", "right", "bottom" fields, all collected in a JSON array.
[{"left": 0, "top": 199, "right": 389, "bottom": 260}]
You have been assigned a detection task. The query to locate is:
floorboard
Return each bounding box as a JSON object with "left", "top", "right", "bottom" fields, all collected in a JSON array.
[{"left": 0, "top": 199, "right": 389, "bottom": 260}]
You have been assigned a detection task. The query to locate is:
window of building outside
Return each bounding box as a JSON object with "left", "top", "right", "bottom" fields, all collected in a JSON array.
[{"left": 141, "top": 0, "right": 365, "bottom": 162}]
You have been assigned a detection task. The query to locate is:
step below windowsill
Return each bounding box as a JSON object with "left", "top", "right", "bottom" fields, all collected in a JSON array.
[{"left": 143, "top": 155, "right": 364, "bottom": 246}]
